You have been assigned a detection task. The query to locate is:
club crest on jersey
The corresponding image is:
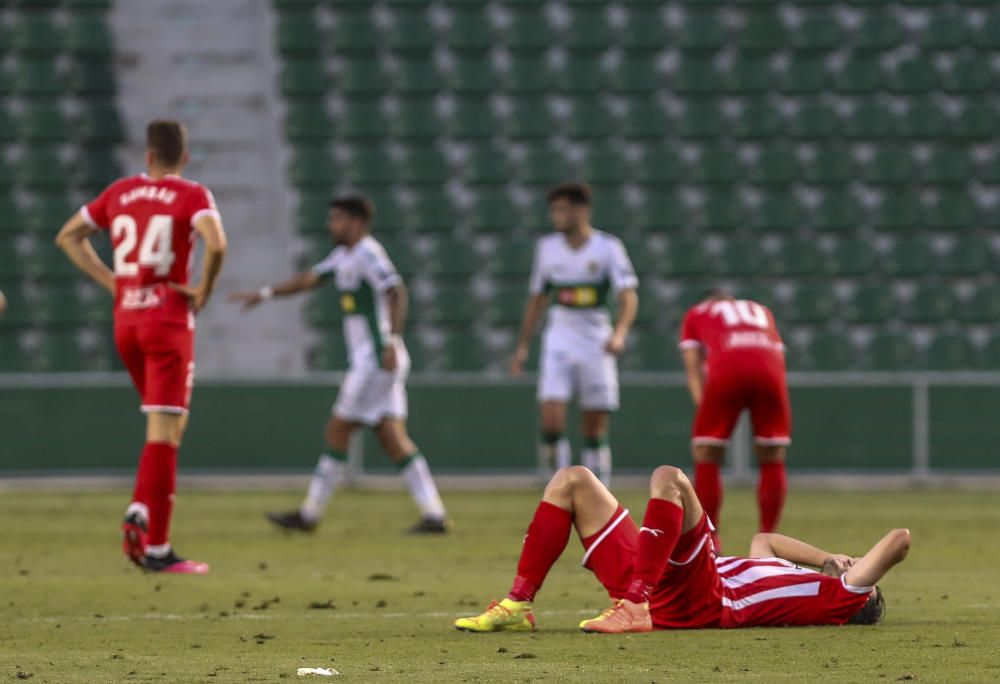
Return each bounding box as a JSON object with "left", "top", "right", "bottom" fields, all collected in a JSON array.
[
  {"left": 587, "top": 260, "right": 599, "bottom": 273},
  {"left": 340, "top": 293, "right": 357, "bottom": 313}
]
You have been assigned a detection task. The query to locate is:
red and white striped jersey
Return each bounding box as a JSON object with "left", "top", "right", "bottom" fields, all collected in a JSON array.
[{"left": 715, "top": 555, "right": 872, "bottom": 628}]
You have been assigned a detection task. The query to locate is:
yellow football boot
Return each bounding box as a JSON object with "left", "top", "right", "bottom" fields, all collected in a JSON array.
[{"left": 454, "top": 598, "right": 536, "bottom": 632}]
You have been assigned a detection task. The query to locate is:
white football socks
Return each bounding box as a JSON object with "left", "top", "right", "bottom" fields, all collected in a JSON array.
[
  {"left": 582, "top": 442, "right": 612, "bottom": 487},
  {"left": 400, "top": 454, "right": 446, "bottom": 521},
  {"left": 300, "top": 453, "right": 347, "bottom": 522}
]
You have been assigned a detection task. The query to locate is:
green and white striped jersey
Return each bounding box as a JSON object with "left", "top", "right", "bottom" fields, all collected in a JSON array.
[
  {"left": 529, "top": 230, "right": 638, "bottom": 348},
  {"left": 312, "top": 235, "right": 402, "bottom": 369}
]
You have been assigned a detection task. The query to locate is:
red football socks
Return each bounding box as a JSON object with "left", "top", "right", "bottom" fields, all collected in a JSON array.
[
  {"left": 757, "top": 461, "right": 787, "bottom": 533},
  {"left": 624, "top": 498, "right": 684, "bottom": 604},
  {"left": 694, "top": 462, "right": 723, "bottom": 528},
  {"left": 507, "top": 501, "right": 573, "bottom": 602},
  {"left": 134, "top": 442, "right": 178, "bottom": 547}
]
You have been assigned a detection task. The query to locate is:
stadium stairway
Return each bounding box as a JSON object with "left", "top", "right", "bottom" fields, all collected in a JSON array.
[{"left": 110, "top": 0, "right": 309, "bottom": 375}]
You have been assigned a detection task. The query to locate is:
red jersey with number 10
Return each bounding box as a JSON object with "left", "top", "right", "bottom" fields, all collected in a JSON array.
[
  {"left": 81, "top": 173, "right": 219, "bottom": 325},
  {"left": 679, "top": 299, "right": 785, "bottom": 374}
]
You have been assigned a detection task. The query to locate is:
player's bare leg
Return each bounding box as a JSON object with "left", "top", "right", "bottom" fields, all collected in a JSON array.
[
  {"left": 581, "top": 466, "right": 704, "bottom": 633},
  {"left": 374, "top": 417, "right": 448, "bottom": 534},
  {"left": 692, "top": 444, "right": 726, "bottom": 548},
  {"left": 754, "top": 444, "right": 787, "bottom": 533},
  {"left": 539, "top": 400, "right": 571, "bottom": 481},
  {"left": 580, "top": 410, "right": 612, "bottom": 486},
  {"left": 267, "top": 416, "right": 359, "bottom": 532},
  {"left": 124, "top": 411, "right": 208, "bottom": 574},
  {"left": 456, "top": 466, "right": 618, "bottom": 632}
]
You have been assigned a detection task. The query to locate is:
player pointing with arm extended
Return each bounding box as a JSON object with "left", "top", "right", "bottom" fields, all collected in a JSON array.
[
  {"left": 55, "top": 120, "right": 227, "bottom": 573},
  {"left": 680, "top": 289, "right": 792, "bottom": 548},
  {"left": 510, "top": 182, "right": 638, "bottom": 486},
  {"left": 229, "top": 195, "right": 448, "bottom": 534}
]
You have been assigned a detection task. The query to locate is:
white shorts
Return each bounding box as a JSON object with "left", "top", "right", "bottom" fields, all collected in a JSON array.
[
  {"left": 537, "top": 344, "right": 619, "bottom": 411},
  {"left": 333, "top": 344, "right": 409, "bottom": 426}
]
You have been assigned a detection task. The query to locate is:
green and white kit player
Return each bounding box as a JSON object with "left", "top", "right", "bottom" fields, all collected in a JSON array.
[
  {"left": 510, "top": 183, "right": 639, "bottom": 486},
  {"left": 230, "top": 195, "right": 448, "bottom": 534}
]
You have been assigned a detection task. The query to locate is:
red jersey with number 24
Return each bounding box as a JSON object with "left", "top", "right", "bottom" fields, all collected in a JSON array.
[{"left": 81, "top": 173, "right": 219, "bottom": 326}]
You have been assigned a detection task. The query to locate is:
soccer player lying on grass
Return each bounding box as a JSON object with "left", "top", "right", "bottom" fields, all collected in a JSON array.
[{"left": 455, "top": 465, "right": 909, "bottom": 633}]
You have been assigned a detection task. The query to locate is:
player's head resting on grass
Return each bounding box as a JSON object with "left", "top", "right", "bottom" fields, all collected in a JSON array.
[
  {"left": 145, "top": 119, "right": 189, "bottom": 173},
  {"left": 328, "top": 194, "right": 374, "bottom": 246},
  {"left": 547, "top": 181, "right": 592, "bottom": 233}
]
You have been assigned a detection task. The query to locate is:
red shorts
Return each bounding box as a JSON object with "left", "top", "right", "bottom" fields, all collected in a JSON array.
[
  {"left": 581, "top": 509, "right": 724, "bottom": 629},
  {"left": 115, "top": 319, "right": 195, "bottom": 414},
  {"left": 693, "top": 363, "right": 791, "bottom": 446}
]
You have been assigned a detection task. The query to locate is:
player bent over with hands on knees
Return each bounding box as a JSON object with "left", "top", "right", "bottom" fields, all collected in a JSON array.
[
  {"left": 55, "top": 120, "right": 227, "bottom": 574},
  {"left": 229, "top": 194, "right": 448, "bottom": 534},
  {"left": 455, "top": 465, "right": 907, "bottom": 633}
]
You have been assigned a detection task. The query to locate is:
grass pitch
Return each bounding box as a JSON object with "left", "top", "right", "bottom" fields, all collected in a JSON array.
[{"left": 2, "top": 486, "right": 998, "bottom": 682}]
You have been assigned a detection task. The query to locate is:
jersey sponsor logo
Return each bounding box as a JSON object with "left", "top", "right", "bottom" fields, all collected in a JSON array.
[
  {"left": 120, "top": 284, "right": 164, "bottom": 310},
  {"left": 556, "top": 285, "right": 599, "bottom": 308},
  {"left": 340, "top": 293, "right": 357, "bottom": 313}
]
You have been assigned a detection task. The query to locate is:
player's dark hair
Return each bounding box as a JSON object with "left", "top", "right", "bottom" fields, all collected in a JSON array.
[
  {"left": 847, "top": 586, "right": 885, "bottom": 626},
  {"left": 330, "top": 195, "right": 374, "bottom": 224},
  {"left": 146, "top": 120, "right": 188, "bottom": 167},
  {"left": 702, "top": 287, "right": 735, "bottom": 302},
  {"left": 547, "top": 182, "right": 593, "bottom": 207}
]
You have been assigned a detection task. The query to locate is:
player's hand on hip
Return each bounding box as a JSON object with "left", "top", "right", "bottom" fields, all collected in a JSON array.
[
  {"left": 228, "top": 290, "right": 262, "bottom": 311},
  {"left": 605, "top": 333, "right": 627, "bottom": 356},
  {"left": 382, "top": 344, "right": 398, "bottom": 372},
  {"left": 170, "top": 283, "right": 209, "bottom": 314},
  {"left": 509, "top": 346, "right": 528, "bottom": 377}
]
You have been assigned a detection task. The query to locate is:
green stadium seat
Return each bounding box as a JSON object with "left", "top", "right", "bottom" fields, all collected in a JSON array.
[
  {"left": 980, "top": 336, "right": 1000, "bottom": 369},
  {"left": 393, "top": 57, "right": 444, "bottom": 94},
  {"left": 75, "top": 150, "right": 121, "bottom": 194},
  {"left": 447, "top": 7, "right": 494, "bottom": 51},
  {"left": 448, "top": 98, "right": 498, "bottom": 139},
  {"left": 504, "top": 54, "right": 555, "bottom": 93},
  {"left": 662, "top": 239, "right": 711, "bottom": 277},
  {"left": 449, "top": 56, "right": 499, "bottom": 93},
  {"left": 974, "top": 9, "right": 1000, "bottom": 48},
  {"left": 276, "top": 14, "right": 323, "bottom": 54},
  {"left": 556, "top": 54, "right": 608, "bottom": 93},
  {"left": 77, "top": 105, "right": 125, "bottom": 143},
  {"left": 699, "top": 190, "right": 741, "bottom": 231},
  {"left": 15, "top": 59, "right": 63, "bottom": 95},
  {"left": 899, "top": 99, "right": 948, "bottom": 138},
  {"left": 674, "top": 57, "right": 723, "bottom": 94},
  {"left": 398, "top": 145, "right": 450, "bottom": 184},
  {"left": 941, "top": 55, "right": 995, "bottom": 93},
  {"left": 295, "top": 192, "right": 331, "bottom": 234},
  {"left": 768, "top": 239, "right": 824, "bottom": 277},
  {"left": 486, "top": 284, "right": 529, "bottom": 326},
  {"left": 737, "top": 10, "right": 787, "bottom": 51},
  {"left": 517, "top": 148, "right": 572, "bottom": 185},
  {"left": 591, "top": 189, "right": 631, "bottom": 230},
  {"left": 438, "top": 331, "right": 489, "bottom": 372},
  {"left": 24, "top": 193, "right": 74, "bottom": 235},
  {"left": 331, "top": 9, "right": 380, "bottom": 51},
  {"left": 788, "top": 100, "right": 838, "bottom": 138},
  {"left": 882, "top": 238, "right": 934, "bottom": 276},
  {"left": 951, "top": 104, "right": 1000, "bottom": 139},
  {"left": 566, "top": 99, "right": 616, "bottom": 138},
  {"left": 17, "top": 149, "right": 69, "bottom": 190},
  {"left": 28, "top": 333, "right": 92, "bottom": 373},
  {"left": 940, "top": 237, "right": 990, "bottom": 275},
  {"left": 844, "top": 102, "right": 894, "bottom": 139},
  {"left": 854, "top": 10, "right": 902, "bottom": 50},
  {"left": 747, "top": 146, "right": 799, "bottom": 185},
  {"left": 922, "top": 148, "right": 972, "bottom": 184},
  {"left": 580, "top": 145, "right": 629, "bottom": 185},
  {"left": 834, "top": 56, "right": 881, "bottom": 94},
  {"left": 504, "top": 8, "right": 555, "bottom": 50},
  {"left": 786, "top": 284, "right": 838, "bottom": 323},
  {"left": 19, "top": 104, "right": 69, "bottom": 141},
  {"left": 565, "top": 8, "right": 615, "bottom": 49},
  {"left": 426, "top": 241, "right": 479, "bottom": 278},
  {"left": 715, "top": 239, "right": 765, "bottom": 276},
  {"left": 750, "top": 193, "right": 802, "bottom": 232},
  {"left": 636, "top": 192, "right": 687, "bottom": 232},
  {"left": 677, "top": 100, "right": 726, "bottom": 138},
  {"left": 72, "top": 60, "right": 117, "bottom": 95},
  {"left": 845, "top": 285, "right": 897, "bottom": 323},
  {"left": 800, "top": 333, "right": 854, "bottom": 371},
  {"left": 888, "top": 57, "right": 939, "bottom": 94},
  {"left": 731, "top": 100, "right": 782, "bottom": 139},
  {"left": 872, "top": 190, "right": 922, "bottom": 232},
  {"left": 336, "top": 99, "right": 388, "bottom": 139},
  {"left": 621, "top": 101, "right": 669, "bottom": 139},
  {"left": 923, "top": 333, "right": 975, "bottom": 370},
  {"left": 905, "top": 285, "right": 957, "bottom": 323},
  {"left": 461, "top": 144, "right": 510, "bottom": 185},
  {"left": 690, "top": 146, "right": 739, "bottom": 184},
  {"left": 609, "top": 54, "right": 658, "bottom": 93},
  {"left": 825, "top": 238, "right": 877, "bottom": 276},
  {"left": 792, "top": 11, "right": 843, "bottom": 50},
  {"left": 285, "top": 102, "right": 333, "bottom": 141},
  {"left": 802, "top": 147, "right": 854, "bottom": 184},
  {"left": 960, "top": 286, "right": 1000, "bottom": 323},
  {"left": 406, "top": 191, "right": 459, "bottom": 232},
  {"left": 925, "top": 191, "right": 976, "bottom": 231},
  {"left": 488, "top": 242, "right": 535, "bottom": 277},
  {"left": 308, "top": 332, "right": 349, "bottom": 371},
  {"left": 31, "top": 285, "right": 88, "bottom": 326},
  {"left": 634, "top": 147, "right": 684, "bottom": 184},
  {"left": 920, "top": 10, "right": 972, "bottom": 49},
  {"left": 66, "top": 13, "right": 115, "bottom": 57},
  {"left": 343, "top": 145, "right": 396, "bottom": 185},
  {"left": 289, "top": 148, "right": 336, "bottom": 187},
  {"left": 281, "top": 60, "right": 328, "bottom": 96},
  {"left": 865, "top": 332, "right": 915, "bottom": 371},
  {"left": 679, "top": 10, "right": 727, "bottom": 51},
  {"left": 723, "top": 55, "right": 772, "bottom": 93},
  {"left": 469, "top": 191, "right": 521, "bottom": 232},
  {"left": 339, "top": 58, "right": 392, "bottom": 94},
  {"left": 13, "top": 15, "right": 63, "bottom": 54},
  {"left": 862, "top": 146, "right": 915, "bottom": 185},
  {"left": 778, "top": 56, "right": 828, "bottom": 94},
  {"left": 626, "top": 332, "right": 681, "bottom": 372},
  {"left": 387, "top": 8, "right": 435, "bottom": 51},
  {"left": 620, "top": 8, "right": 666, "bottom": 50},
  {"left": 370, "top": 193, "right": 407, "bottom": 236},
  {"left": 504, "top": 99, "right": 556, "bottom": 139}
]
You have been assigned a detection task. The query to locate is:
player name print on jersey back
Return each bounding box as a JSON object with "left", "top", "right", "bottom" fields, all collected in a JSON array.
[
  {"left": 530, "top": 231, "right": 638, "bottom": 347},
  {"left": 680, "top": 299, "right": 785, "bottom": 365},
  {"left": 81, "top": 173, "right": 220, "bottom": 325}
]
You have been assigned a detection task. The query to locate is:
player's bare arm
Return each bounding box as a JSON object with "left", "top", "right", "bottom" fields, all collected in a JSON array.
[
  {"left": 171, "top": 213, "right": 227, "bottom": 314},
  {"left": 750, "top": 532, "right": 854, "bottom": 574},
  {"left": 844, "top": 528, "right": 911, "bottom": 588},
  {"left": 55, "top": 212, "right": 115, "bottom": 295},
  {"left": 606, "top": 288, "right": 637, "bottom": 355},
  {"left": 510, "top": 293, "right": 548, "bottom": 376},
  {"left": 0, "top": 288, "right": 6, "bottom": 316},
  {"left": 382, "top": 282, "right": 408, "bottom": 372},
  {"left": 682, "top": 347, "right": 706, "bottom": 406},
  {"left": 229, "top": 270, "right": 322, "bottom": 310}
]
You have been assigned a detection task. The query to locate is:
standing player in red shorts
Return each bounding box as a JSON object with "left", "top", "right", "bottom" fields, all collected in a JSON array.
[
  {"left": 455, "top": 465, "right": 908, "bottom": 632},
  {"left": 679, "top": 290, "right": 791, "bottom": 543},
  {"left": 55, "top": 120, "right": 227, "bottom": 574}
]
